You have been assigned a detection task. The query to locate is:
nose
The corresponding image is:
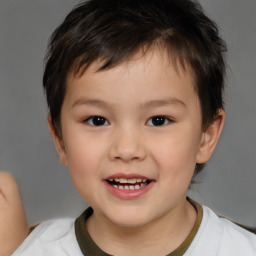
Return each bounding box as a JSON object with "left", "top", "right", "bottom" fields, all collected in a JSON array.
[{"left": 108, "top": 126, "right": 146, "bottom": 162}]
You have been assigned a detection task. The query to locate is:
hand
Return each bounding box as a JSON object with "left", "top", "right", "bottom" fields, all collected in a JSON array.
[{"left": 0, "top": 172, "right": 29, "bottom": 256}]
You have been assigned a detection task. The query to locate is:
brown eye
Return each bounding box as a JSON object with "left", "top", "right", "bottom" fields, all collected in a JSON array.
[
  {"left": 85, "top": 116, "right": 109, "bottom": 126},
  {"left": 146, "top": 116, "right": 171, "bottom": 126}
]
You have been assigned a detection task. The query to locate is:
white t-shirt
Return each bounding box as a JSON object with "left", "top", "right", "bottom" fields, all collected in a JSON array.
[{"left": 12, "top": 205, "right": 256, "bottom": 256}]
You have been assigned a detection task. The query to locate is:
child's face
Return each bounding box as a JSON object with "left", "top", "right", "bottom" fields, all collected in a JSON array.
[{"left": 51, "top": 50, "right": 214, "bottom": 227}]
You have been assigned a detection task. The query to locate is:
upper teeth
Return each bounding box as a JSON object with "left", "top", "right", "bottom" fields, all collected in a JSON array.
[{"left": 108, "top": 178, "right": 147, "bottom": 184}]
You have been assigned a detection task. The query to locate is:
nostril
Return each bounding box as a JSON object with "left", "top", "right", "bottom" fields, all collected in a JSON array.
[
  {"left": 108, "top": 131, "right": 147, "bottom": 162},
  {"left": 109, "top": 146, "right": 147, "bottom": 162}
]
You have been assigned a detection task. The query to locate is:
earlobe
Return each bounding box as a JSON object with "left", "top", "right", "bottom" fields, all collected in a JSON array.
[
  {"left": 47, "top": 115, "right": 68, "bottom": 166},
  {"left": 196, "top": 109, "right": 225, "bottom": 164}
]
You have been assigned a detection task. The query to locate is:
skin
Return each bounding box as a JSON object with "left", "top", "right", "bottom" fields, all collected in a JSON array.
[
  {"left": 0, "top": 172, "right": 29, "bottom": 256},
  {"left": 49, "top": 49, "right": 225, "bottom": 256}
]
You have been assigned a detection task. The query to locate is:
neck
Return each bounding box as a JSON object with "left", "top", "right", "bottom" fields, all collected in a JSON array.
[{"left": 86, "top": 198, "right": 197, "bottom": 256}]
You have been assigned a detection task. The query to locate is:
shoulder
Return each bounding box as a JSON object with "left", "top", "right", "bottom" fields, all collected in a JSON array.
[
  {"left": 217, "top": 213, "right": 256, "bottom": 255},
  {"left": 186, "top": 205, "right": 256, "bottom": 256},
  {"left": 12, "top": 218, "right": 83, "bottom": 256}
]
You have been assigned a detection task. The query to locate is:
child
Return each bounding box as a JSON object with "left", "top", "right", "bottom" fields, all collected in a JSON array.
[{"left": 11, "top": 0, "right": 256, "bottom": 255}]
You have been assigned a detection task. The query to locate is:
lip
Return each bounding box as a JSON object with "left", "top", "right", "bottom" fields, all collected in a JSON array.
[
  {"left": 105, "top": 173, "right": 151, "bottom": 180},
  {"left": 103, "top": 173, "right": 155, "bottom": 200}
]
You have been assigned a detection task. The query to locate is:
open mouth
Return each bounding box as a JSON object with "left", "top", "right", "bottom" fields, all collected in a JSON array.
[{"left": 106, "top": 178, "right": 151, "bottom": 190}]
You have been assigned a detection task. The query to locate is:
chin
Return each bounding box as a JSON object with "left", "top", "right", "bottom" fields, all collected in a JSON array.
[
  {"left": 111, "top": 217, "right": 149, "bottom": 228},
  {"left": 105, "top": 207, "right": 154, "bottom": 228}
]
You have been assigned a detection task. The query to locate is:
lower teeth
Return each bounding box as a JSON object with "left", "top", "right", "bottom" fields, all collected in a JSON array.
[{"left": 112, "top": 183, "right": 146, "bottom": 190}]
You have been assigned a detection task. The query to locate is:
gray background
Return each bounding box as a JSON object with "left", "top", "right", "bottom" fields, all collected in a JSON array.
[{"left": 0, "top": 0, "right": 255, "bottom": 226}]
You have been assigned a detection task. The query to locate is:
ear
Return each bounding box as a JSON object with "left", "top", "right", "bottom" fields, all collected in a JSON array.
[
  {"left": 47, "top": 115, "right": 68, "bottom": 166},
  {"left": 196, "top": 109, "right": 225, "bottom": 164}
]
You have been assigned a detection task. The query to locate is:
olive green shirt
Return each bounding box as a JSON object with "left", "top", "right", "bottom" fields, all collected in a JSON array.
[{"left": 75, "top": 199, "right": 203, "bottom": 255}]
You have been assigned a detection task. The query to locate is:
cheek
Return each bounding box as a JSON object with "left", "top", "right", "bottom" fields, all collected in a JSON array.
[
  {"left": 64, "top": 135, "right": 104, "bottom": 181},
  {"left": 152, "top": 129, "right": 201, "bottom": 176},
  {"left": 64, "top": 139, "right": 104, "bottom": 201},
  {"left": 155, "top": 138, "right": 198, "bottom": 198}
]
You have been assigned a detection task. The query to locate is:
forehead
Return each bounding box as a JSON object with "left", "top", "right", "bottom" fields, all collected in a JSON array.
[
  {"left": 66, "top": 50, "right": 196, "bottom": 105},
  {"left": 68, "top": 48, "right": 196, "bottom": 91}
]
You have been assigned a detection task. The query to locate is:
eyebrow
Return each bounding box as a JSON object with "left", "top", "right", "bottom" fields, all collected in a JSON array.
[
  {"left": 71, "top": 99, "right": 109, "bottom": 109},
  {"left": 71, "top": 97, "right": 186, "bottom": 109},
  {"left": 140, "top": 98, "right": 186, "bottom": 109}
]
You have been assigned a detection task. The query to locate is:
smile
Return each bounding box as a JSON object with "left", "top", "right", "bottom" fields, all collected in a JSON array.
[
  {"left": 107, "top": 178, "right": 150, "bottom": 190},
  {"left": 104, "top": 175, "right": 154, "bottom": 199}
]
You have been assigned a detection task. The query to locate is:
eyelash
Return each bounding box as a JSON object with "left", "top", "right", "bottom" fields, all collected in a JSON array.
[
  {"left": 146, "top": 116, "right": 173, "bottom": 126},
  {"left": 83, "top": 115, "right": 173, "bottom": 127},
  {"left": 83, "top": 116, "right": 109, "bottom": 126}
]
